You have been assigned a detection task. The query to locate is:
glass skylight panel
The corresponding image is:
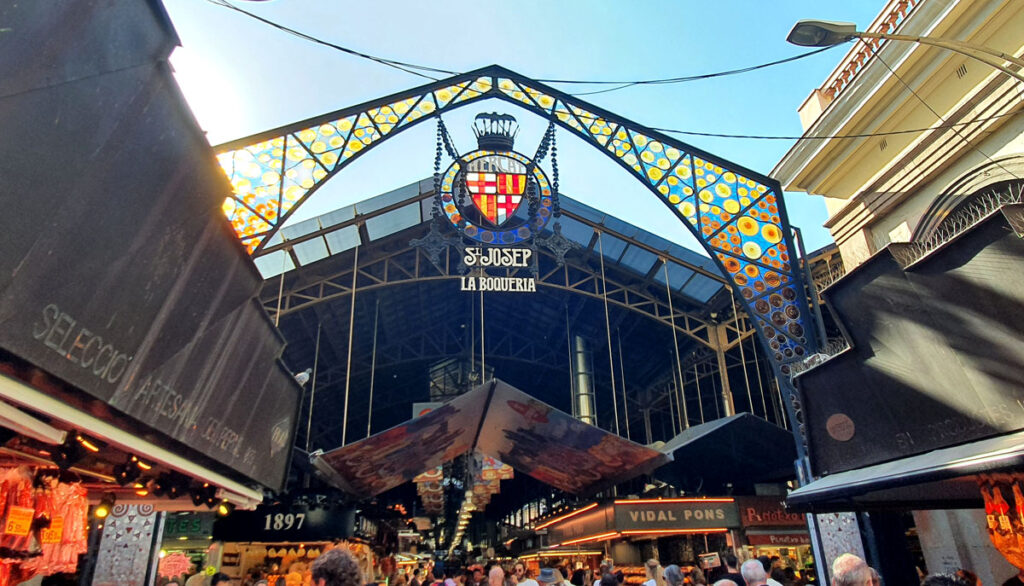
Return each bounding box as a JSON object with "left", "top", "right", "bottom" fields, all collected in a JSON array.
[
  {"left": 365, "top": 203, "right": 420, "bottom": 240},
  {"left": 652, "top": 261, "right": 695, "bottom": 289},
  {"left": 280, "top": 215, "right": 322, "bottom": 239},
  {"left": 355, "top": 182, "right": 421, "bottom": 214},
  {"left": 292, "top": 236, "right": 330, "bottom": 265},
  {"left": 682, "top": 277, "right": 722, "bottom": 303},
  {"left": 556, "top": 216, "right": 594, "bottom": 248},
  {"left": 619, "top": 245, "right": 658, "bottom": 274},
  {"left": 597, "top": 233, "right": 627, "bottom": 261},
  {"left": 254, "top": 250, "right": 295, "bottom": 279},
  {"left": 324, "top": 225, "right": 361, "bottom": 254},
  {"left": 319, "top": 205, "right": 357, "bottom": 226}
]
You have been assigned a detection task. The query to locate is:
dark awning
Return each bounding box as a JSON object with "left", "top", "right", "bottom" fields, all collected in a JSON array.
[
  {"left": 312, "top": 379, "right": 669, "bottom": 498},
  {"left": 653, "top": 413, "right": 796, "bottom": 493},
  {"left": 0, "top": 0, "right": 301, "bottom": 493},
  {"left": 786, "top": 429, "right": 1024, "bottom": 513}
]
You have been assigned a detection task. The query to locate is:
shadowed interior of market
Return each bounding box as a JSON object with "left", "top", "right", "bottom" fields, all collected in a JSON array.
[{"left": 262, "top": 177, "right": 803, "bottom": 556}]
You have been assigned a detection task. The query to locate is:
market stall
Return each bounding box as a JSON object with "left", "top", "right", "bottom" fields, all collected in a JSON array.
[
  {"left": 540, "top": 498, "right": 740, "bottom": 569},
  {"left": 212, "top": 504, "right": 394, "bottom": 584},
  {"left": 0, "top": 467, "right": 89, "bottom": 586},
  {"left": 736, "top": 497, "right": 812, "bottom": 573}
]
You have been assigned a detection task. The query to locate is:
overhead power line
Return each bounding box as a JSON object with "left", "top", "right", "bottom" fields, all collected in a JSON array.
[
  {"left": 650, "top": 110, "right": 1022, "bottom": 141},
  {"left": 206, "top": 0, "right": 454, "bottom": 80},
  {"left": 540, "top": 46, "right": 838, "bottom": 91},
  {"left": 206, "top": 0, "right": 839, "bottom": 90},
  {"left": 203, "top": 1, "right": 1020, "bottom": 143}
]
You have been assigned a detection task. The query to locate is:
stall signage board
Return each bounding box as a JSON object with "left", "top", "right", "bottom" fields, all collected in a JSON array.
[
  {"left": 545, "top": 505, "right": 614, "bottom": 545},
  {"left": 745, "top": 532, "right": 810, "bottom": 546},
  {"left": 613, "top": 501, "right": 740, "bottom": 531},
  {"left": 164, "top": 513, "right": 215, "bottom": 539},
  {"left": 737, "top": 497, "right": 804, "bottom": 527},
  {"left": 212, "top": 505, "right": 355, "bottom": 542}
]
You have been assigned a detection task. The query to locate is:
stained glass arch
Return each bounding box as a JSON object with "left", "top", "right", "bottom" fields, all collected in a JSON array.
[{"left": 214, "top": 64, "right": 819, "bottom": 383}]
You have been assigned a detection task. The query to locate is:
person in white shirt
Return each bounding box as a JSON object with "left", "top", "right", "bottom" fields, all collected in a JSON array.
[{"left": 514, "top": 562, "right": 539, "bottom": 586}]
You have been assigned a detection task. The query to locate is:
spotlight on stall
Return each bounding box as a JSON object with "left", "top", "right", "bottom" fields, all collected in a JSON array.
[
  {"left": 94, "top": 492, "right": 116, "bottom": 519},
  {"left": 190, "top": 485, "right": 205, "bottom": 507},
  {"left": 150, "top": 473, "right": 174, "bottom": 497},
  {"left": 113, "top": 459, "right": 142, "bottom": 486},
  {"left": 131, "top": 455, "right": 153, "bottom": 471},
  {"left": 53, "top": 433, "right": 86, "bottom": 470},
  {"left": 76, "top": 434, "right": 104, "bottom": 453},
  {"left": 217, "top": 500, "right": 235, "bottom": 517},
  {"left": 203, "top": 485, "right": 219, "bottom": 509}
]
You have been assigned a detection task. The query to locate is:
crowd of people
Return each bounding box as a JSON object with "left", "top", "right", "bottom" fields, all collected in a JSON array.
[{"left": 266, "top": 548, "right": 1003, "bottom": 586}]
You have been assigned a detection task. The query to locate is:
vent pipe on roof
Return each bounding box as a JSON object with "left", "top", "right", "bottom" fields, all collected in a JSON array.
[{"left": 572, "top": 335, "right": 597, "bottom": 426}]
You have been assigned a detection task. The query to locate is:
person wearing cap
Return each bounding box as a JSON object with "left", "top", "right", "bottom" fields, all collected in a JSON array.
[{"left": 537, "top": 568, "right": 568, "bottom": 586}]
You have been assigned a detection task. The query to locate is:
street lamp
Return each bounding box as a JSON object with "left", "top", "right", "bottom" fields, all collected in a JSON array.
[{"left": 787, "top": 19, "right": 1024, "bottom": 84}]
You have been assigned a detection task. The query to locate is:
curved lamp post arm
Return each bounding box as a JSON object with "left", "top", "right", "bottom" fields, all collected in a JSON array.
[
  {"left": 787, "top": 19, "right": 1024, "bottom": 85},
  {"left": 856, "top": 30, "right": 1024, "bottom": 84}
]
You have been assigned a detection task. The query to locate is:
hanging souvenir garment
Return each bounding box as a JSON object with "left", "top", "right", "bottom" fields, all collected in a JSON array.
[
  {"left": 22, "top": 481, "right": 88, "bottom": 576},
  {"left": 978, "top": 473, "right": 1024, "bottom": 570},
  {"left": 0, "top": 467, "right": 36, "bottom": 558}
]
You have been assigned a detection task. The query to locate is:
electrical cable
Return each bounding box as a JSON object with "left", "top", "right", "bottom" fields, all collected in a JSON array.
[
  {"left": 550, "top": 46, "right": 838, "bottom": 90},
  {"left": 204, "top": 0, "right": 837, "bottom": 89},
  {"left": 864, "top": 40, "right": 1021, "bottom": 181},
  {"left": 648, "top": 111, "right": 1023, "bottom": 140},
  {"left": 205, "top": 0, "right": 451, "bottom": 80},
  {"left": 205, "top": 2, "right": 1021, "bottom": 143}
]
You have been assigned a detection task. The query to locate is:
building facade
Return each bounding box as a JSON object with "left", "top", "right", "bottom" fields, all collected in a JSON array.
[{"left": 774, "top": 0, "right": 1024, "bottom": 583}]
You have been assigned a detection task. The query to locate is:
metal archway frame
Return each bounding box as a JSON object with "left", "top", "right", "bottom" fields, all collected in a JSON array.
[{"left": 214, "top": 64, "right": 819, "bottom": 451}]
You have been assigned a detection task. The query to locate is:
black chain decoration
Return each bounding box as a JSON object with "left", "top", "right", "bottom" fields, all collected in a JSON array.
[
  {"left": 533, "top": 118, "right": 555, "bottom": 164},
  {"left": 432, "top": 118, "right": 445, "bottom": 219},
  {"left": 527, "top": 178, "right": 540, "bottom": 236},
  {"left": 550, "top": 123, "right": 561, "bottom": 220},
  {"left": 455, "top": 170, "right": 468, "bottom": 233},
  {"left": 438, "top": 117, "right": 460, "bottom": 160}
]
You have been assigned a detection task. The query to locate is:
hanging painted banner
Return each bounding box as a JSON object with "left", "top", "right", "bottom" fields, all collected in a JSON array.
[
  {"left": 313, "top": 388, "right": 487, "bottom": 496},
  {"left": 313, "top": 379, "right": 669, "bottom": 497},
  {"left": 477, "top": 381, "right": 669, "bottom": 493}
]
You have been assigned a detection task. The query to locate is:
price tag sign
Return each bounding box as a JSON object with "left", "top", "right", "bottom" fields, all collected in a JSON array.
[
  {"left": 4, "top": 506, "right": 34, "bottom": 536},
  {"left": 41, "top": 516, "right": 64, "bottom": 544}
]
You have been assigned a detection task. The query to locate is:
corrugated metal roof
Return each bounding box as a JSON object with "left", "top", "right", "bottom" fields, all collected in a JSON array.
[{"left": 256, "top": 178, "right": 726, "bottom": 304}]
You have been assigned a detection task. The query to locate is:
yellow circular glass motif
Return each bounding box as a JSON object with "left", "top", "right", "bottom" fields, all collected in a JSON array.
[
  {"left": 737, "top": 216, "right": 759, "bottom": 236},
  {"left": 743, "top": 242, "right": 763, "bottom": 259},
  {"left": 762, "top": 224, "right": 783, "bottom": 244}
]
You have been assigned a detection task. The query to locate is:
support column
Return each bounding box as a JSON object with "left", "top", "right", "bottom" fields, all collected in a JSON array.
[
  {"left": 714, "top": 324, "right": 736, "bottom": 417},
  {"left": 642, "top": 408, "right": 653, "bottom": 444},
  {"left": 571, "top": 335, "right": 597, "bottom": 426}
]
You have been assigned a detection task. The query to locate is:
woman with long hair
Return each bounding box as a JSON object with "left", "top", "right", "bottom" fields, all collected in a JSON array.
[{"left": 642, "top": 560, "right": 663, "bottom": 586}]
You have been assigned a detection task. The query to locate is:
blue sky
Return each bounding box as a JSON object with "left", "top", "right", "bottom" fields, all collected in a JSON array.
[{"left": 163, "top": 0, "right": 883, "bottom": 253}]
